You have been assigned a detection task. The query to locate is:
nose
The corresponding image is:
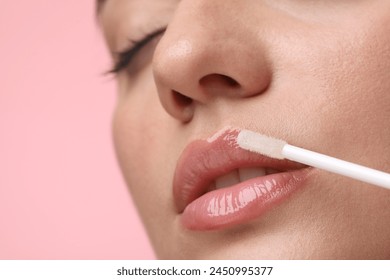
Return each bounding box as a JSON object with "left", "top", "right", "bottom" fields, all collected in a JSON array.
[{"left": 153, "top": 1, "right": 272, "bottom": 122}]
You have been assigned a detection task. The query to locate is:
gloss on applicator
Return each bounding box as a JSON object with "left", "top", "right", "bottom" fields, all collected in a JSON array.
[{"left": 237, "top": 129, "right": 390, "bottom": 190}]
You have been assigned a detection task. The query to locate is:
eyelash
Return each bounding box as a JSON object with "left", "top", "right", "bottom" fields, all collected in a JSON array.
[{"left": 109, "top": 27, "right": 166, "bottom": 74}]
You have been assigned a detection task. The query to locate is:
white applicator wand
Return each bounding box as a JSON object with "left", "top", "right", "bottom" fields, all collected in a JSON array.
[{"left": 237, "top": 129, "right": 390, "bottom": 190}]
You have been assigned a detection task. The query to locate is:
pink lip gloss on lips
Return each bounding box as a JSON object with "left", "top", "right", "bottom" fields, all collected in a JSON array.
[{"left": 173, "top": 128, "right": 312, "bottom": 231}]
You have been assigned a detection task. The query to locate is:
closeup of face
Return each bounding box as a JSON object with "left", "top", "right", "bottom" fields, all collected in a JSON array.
[{"left": 99, "top": 0, "right": 390, "bottom": 259}]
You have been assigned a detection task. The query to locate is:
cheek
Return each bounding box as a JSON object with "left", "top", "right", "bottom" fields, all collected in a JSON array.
[
  {"left": 111, "top": 75, "right": 178, "bottom": 223},
  {"left": 319, "top": 25, "right": 390, "bottom": 165},
  {"left": 283, "top": 16, "right": 390, "bottom": 168}
]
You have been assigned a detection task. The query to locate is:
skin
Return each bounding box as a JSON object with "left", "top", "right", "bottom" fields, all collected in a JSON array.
[{"left": 99, "top": 0, "right": 390, "bottom": 259}]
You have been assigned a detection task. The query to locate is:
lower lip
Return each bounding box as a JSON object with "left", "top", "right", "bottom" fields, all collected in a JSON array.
[{"left": 181, "top": 168, "right": 312, "bottom": 230}]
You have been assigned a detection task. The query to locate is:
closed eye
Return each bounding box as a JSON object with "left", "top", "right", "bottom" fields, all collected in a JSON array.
[{"left": 109, "top": 27, "right": 166, "bottom": 74}]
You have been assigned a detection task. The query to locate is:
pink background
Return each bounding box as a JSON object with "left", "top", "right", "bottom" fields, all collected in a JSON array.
[{"left": 0, "top": 1, "right": 155, "bottom": 259}]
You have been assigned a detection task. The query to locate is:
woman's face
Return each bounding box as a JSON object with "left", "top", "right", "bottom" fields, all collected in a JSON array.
[{"left": 100, "top": 0, "right": 390, "bottom": 259}]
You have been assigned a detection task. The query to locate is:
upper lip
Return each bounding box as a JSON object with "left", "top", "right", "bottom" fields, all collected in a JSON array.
[{"left": 173, "top": 129, "right": 307, "bottom": 213}]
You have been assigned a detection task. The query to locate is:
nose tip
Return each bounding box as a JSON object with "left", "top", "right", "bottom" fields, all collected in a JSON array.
[{"left": 152, "top": 3, "right": 273, "bottom": 123}]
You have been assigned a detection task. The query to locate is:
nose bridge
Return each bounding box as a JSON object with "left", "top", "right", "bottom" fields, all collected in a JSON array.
[{"left": 153, "top": 0, "right": 272, "bottom": 122}]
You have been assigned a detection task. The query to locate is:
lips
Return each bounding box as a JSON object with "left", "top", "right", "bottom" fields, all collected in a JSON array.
[{"left": 173, "top": 128, "right": 312, "bottom": 230}]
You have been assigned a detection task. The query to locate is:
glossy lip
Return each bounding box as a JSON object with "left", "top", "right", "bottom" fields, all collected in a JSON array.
[{"left": 173, "top": 127, "right": 312, "bottom": 231}]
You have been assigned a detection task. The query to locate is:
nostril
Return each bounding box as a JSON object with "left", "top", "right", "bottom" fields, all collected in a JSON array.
[
  {"left": 170, "top": 90, "right": 194, "bottom": 123},
  {"left": 199, "top": 74, "right": 240, "bottom": 88},
  {"left": 172, "top": 90, "right": 193, "bottom": 107},
  {"left": 221, "top": 75, "right": 239, "bottom": 87}
]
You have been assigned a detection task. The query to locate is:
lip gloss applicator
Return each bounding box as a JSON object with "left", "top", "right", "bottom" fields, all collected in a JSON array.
[{"left": 237, "top": 129, "right": 390, "bottom": 190}]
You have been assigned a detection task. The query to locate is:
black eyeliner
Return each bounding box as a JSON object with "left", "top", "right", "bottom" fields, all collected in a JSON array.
[{"left": 109, "top": 27, "right": 166, "bottom": 74}]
